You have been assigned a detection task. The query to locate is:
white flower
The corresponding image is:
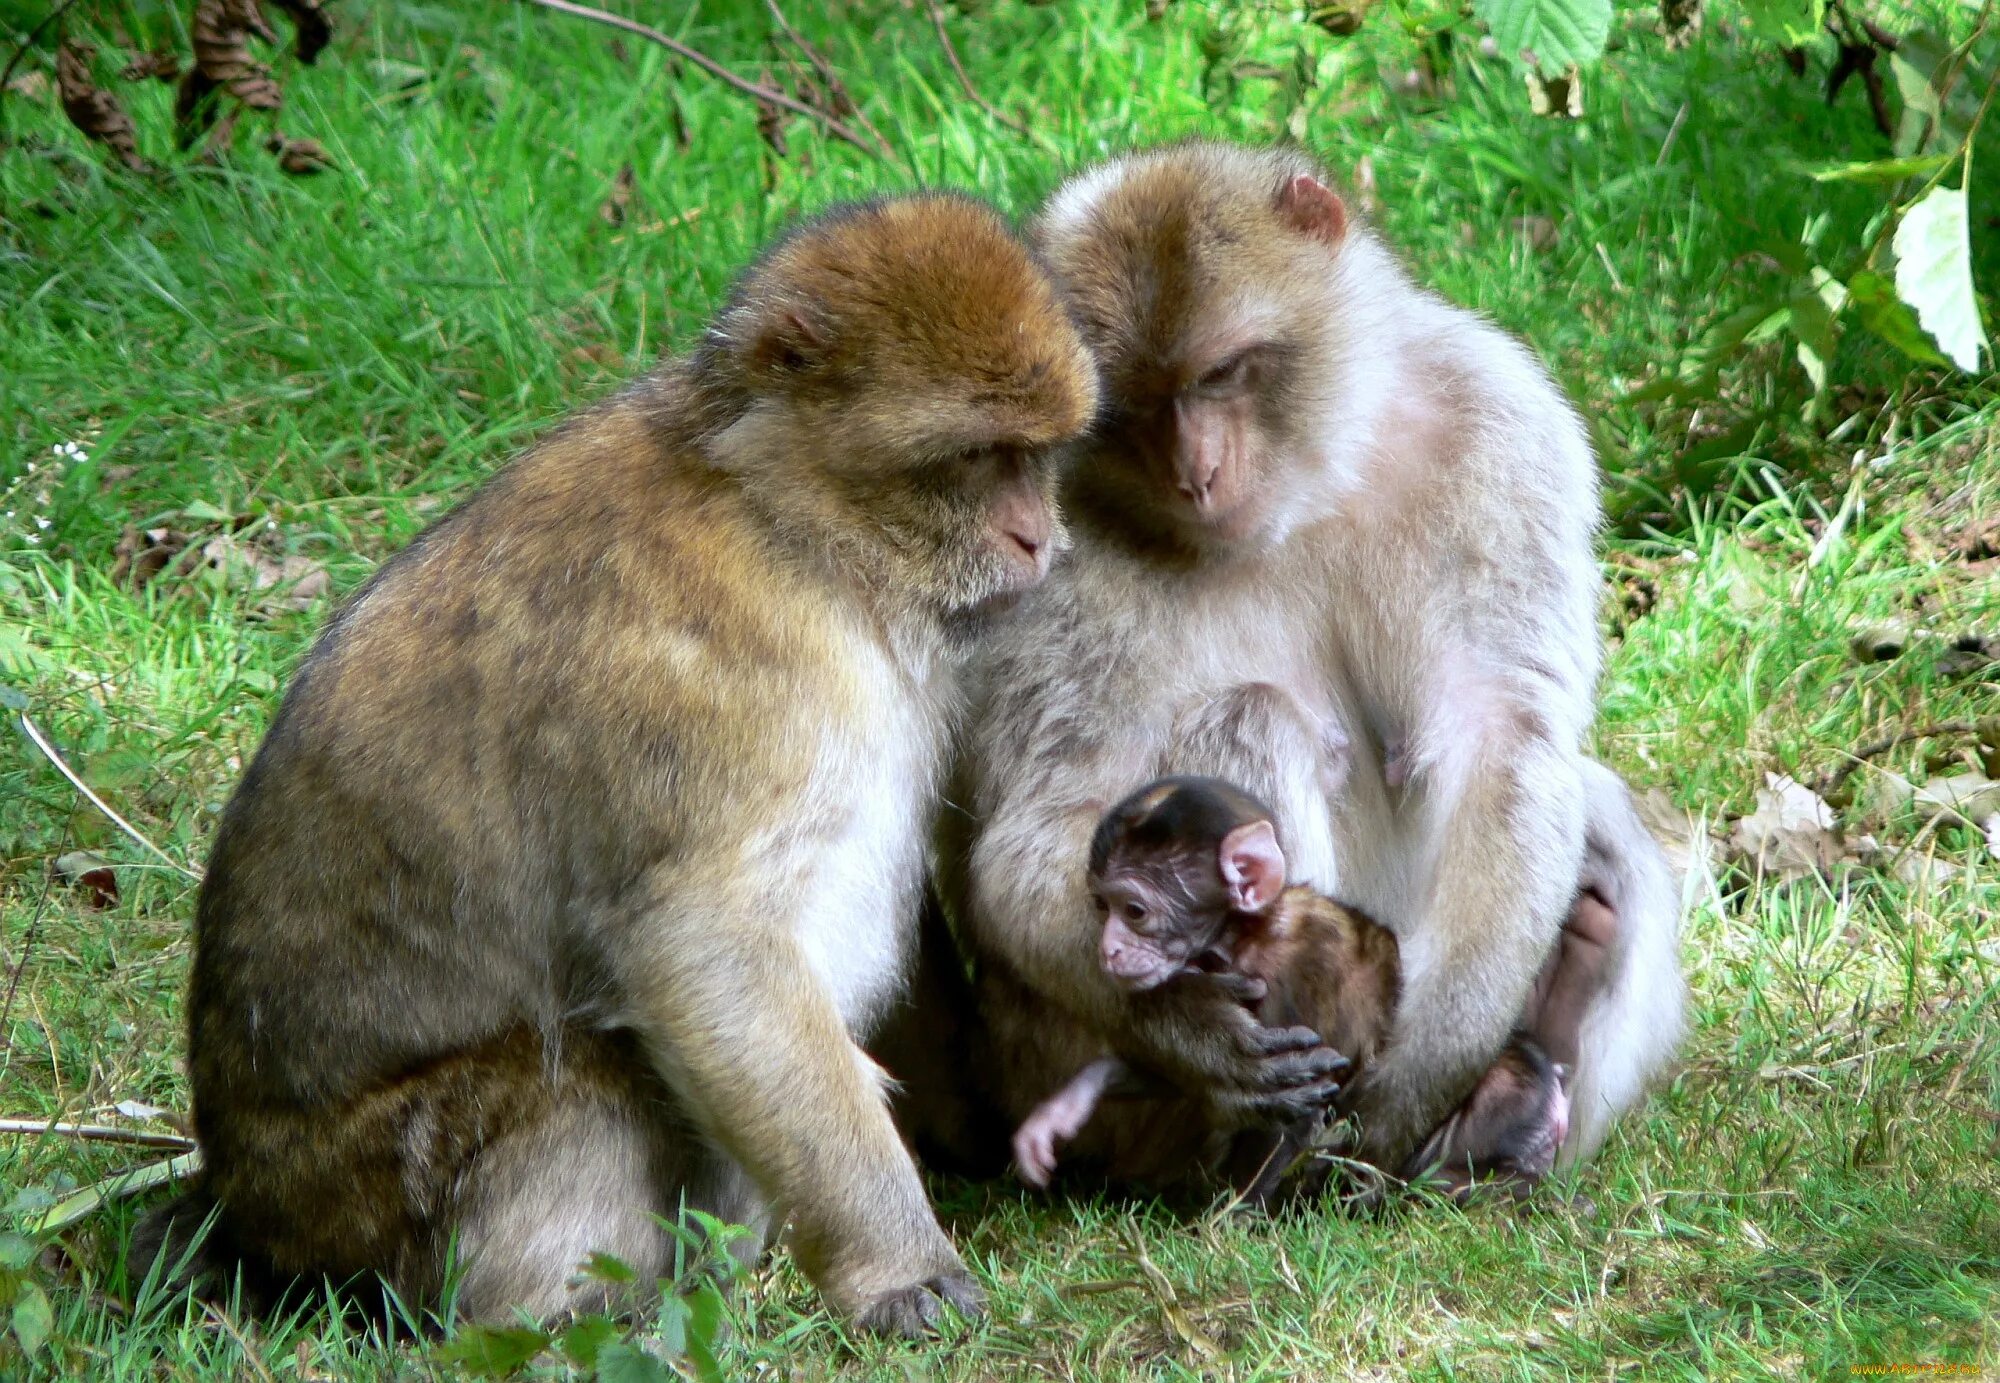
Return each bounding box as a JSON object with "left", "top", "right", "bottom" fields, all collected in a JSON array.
[{"left": 35, "top": 516, "right": 52, "bottom": 530}]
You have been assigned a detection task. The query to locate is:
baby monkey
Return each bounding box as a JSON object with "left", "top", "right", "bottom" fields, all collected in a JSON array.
[{"left": 1012, "top": 776, "right": 1570, "bottom": 1202}]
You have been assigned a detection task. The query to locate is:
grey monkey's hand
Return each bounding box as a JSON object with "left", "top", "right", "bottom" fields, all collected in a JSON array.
[{"left": 1133, "top": 970, "right": 1349, "bottom": 1126}]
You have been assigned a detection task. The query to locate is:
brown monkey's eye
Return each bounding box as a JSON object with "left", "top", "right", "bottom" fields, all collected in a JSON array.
[{"left": 1123, "top": 901, "right": 1147, "bottom": 922}]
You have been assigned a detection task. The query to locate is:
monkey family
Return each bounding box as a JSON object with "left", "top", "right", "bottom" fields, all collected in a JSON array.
[{"left": 140, "top": 143, "right": 1684, "bottom": 1339}]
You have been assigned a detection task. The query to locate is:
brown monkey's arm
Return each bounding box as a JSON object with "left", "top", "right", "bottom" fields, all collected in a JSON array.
[{"left": 622, "top": 893, "right": 974, "bottom": 1326}]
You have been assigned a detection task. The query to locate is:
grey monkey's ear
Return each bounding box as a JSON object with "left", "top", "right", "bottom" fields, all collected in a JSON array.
[
  {"left": 1274, "top": 173, "right": 1347, "bottom": 247},
  {"left": 1218, "top": 819, "right": 1286, "bottom": 912}
]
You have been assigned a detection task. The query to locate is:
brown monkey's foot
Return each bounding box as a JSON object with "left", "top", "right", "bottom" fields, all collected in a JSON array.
[
  {"left": 853, "top": 1271, "right": 985, "bottom": 1338},
  {"left": 1524, "top": 889, "right": 1617, "bottom": 1069}
]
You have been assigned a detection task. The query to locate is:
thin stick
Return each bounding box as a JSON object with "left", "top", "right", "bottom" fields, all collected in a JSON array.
[
  {"left": 0, "top": 806, "right": 66, "bottom": 1064},
  {"left": 922, "top": 0, "right": 1032, "bottom": 138},
  {"left": 1812, "top": 719, "right": 1979, "bottom": 798},
  {"left": 0, "top": 0, "right": 89, "bottom": 147},
  {"left": 203, "top": 1302, "right": 276, "bottom": 1383},
  {"left": 518, "top": 0, "right": 887, "bottom": 162},
  {"left": 0, "top": 1118, "right": 195, "bottom": 1150},
  {"left": 762, "top": 0, "right": 897, "bottom": 161},
  {"left": 26, "top": 1149, "right": 202, "bottom": 1236},
  {"left": 18, "top": 714, "right": 203, "bottom": 880}
]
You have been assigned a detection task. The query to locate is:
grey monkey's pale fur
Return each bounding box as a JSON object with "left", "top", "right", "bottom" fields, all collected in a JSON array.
[{"left": 953, "top": 142, "right": 1685, "bottom": 1168}]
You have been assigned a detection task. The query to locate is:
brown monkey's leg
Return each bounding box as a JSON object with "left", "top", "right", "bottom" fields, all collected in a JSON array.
[{"left": 194, "top": 1028, "right": 716, "bottom": 1321}]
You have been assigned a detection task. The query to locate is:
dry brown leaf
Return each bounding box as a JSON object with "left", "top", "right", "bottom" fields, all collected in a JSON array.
[
  {"left": 1725, "top": 773, "right": 1847, "bottom": 882},
  {"left": 6, "top": 70, "right": 52, "bottom": 103},
  {"left": 111, "top": 525, "right": 193, "bottom": 589},
  {"left": 200, "top": 533, "right": 329, "bottom": 612},
  {"left": 53, "top": 850, "right": 119, "bottom": 910},
  {"left": 119, "top": 49, "right": 182, "bottom": 83},
  {"left": 598, "top": 162, "right": 635, "bottom": 226},
  {"left": 266, "top": 131, "right": 332, "bottom": 174},
  {"left": 1660, "top": 0, "right": 1703, "bottom": 50},
  {"left": 55, "top": 42, "right": 152, "bottom": 172},
  {"left": 1632, "top": 787, "right": 1703, "bottom": 885},
  {"left": 265, "top": 0, "right": 333, "bottom": 63},
  {"left": 189, "top": 0, "right": 284, "bottom": 116}
]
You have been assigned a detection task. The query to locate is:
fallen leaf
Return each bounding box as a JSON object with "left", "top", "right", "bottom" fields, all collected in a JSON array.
[
  {"left": 1632, "top": 787, "right": 1703, "bottom": 883},
  {"left": 53, "top": 850, "right": 118, "bottom": 909},
  {"left": 1511, "top": 214, "right": 1559, "bottom": 252},
  {"left": 5, "top": 71, "right": 51, "bottom": 102},
  {"left": 1848, "top": 620, "right": 1911, "bottom": 663},
  {"left": 199, "top": 534, "right": 329, "bottom": 612},
  {"left": 112, "top": 525, "right": 192, "bottom": 589},
  {"left": 1912, "top": 772, "right": 2000, "bottom": 822},
  {"left": 1725, "top": 773, "right": 1846, "bottom": 882},
  {"left": 598, "top": 162, "right": 635, "bottom": 227},
  {"left": 55, "top": 42, "right": 152, "bottom": 172},
  {"left": 1982, "top": 813, "right": 1999, "bottom": 862},
  {"left": 112, "top": 1100, "right": 170, "bottom": 1121}
]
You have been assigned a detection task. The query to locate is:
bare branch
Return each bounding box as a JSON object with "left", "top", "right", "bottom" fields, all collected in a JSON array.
[
  {"left": 0, "top": 1118, "right": 196, "bottom": 1150},
  {"left": 763, "top": 0, "right": 898, "bottom": 161},
  {"left": 519, "top": 0, "right": 891, "bottom": 163},
  {"left": 19, "top": 714, "right": 203, "bottom": 879},
  {"left": 922, "top": 0, "right": 1032, "bottom": 138}
]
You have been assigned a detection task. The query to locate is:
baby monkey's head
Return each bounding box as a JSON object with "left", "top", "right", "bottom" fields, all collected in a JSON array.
[{"left": 1085, "top": 776, "right": 1287, "bottom": 991}]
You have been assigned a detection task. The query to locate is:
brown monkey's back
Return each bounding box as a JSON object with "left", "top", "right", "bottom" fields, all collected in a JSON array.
[{"left": 188, "top": 378, "right": 865, "bottom": 1120}]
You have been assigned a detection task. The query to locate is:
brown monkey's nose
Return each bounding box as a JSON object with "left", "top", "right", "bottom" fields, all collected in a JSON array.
[
  {"left": 1177, "top": 457, "right": 1219, "bottom": 504},
  {"left": 1004, "top": 527, "right": 1042, "bottom": 561}
]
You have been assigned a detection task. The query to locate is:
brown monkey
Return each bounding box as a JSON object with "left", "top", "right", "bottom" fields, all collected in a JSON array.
[
  {"left": 135, "top": 193, "right": 1097, "bottom": 1336},
  {"left": 1012, "top": 777, "right": 1567, "bottom": 1205},
  {"left": 950, "top": 143, "right": 1682, "bottom": 1187}
]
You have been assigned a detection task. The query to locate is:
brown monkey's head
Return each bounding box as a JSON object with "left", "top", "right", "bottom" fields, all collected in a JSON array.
[
  {"left": 1032, "top": 142, "right": 1361, "bottom": 557},
  {"left": 699, "top": 193, "right": 1099, "bottom": 613},
  {"left": 1086, "top": 775, "right": 1287, "bottom": 991}
]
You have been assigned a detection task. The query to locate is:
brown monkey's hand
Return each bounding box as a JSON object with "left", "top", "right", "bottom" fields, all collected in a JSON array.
[
  {"left": 853, "top": 1270, "right": 986, "bottom": 1339},
  {"left": 1136, "top": 971, "right": 1348, "bottom": 1125}
]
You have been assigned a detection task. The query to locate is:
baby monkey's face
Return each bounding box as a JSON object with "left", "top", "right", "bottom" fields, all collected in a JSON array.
[{"left": 1087, "top": 862, "right": 1229, "bottom": 992}]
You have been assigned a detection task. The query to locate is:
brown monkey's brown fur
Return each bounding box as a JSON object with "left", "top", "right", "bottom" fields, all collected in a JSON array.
[{"left": 137, "top": 193, "right": 1097, "bottom": 1336}]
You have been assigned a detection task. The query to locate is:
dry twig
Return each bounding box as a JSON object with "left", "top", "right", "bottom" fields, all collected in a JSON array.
[
  {"left": 764, "top": 0, "right": 897, "bottom": 160},
  {"left": 0, "top": 1118, "right": 195, "bottom": 1150},
  {"left": 519, "top": 0, "right": 892, "bottom": 162},
  {"left": 922, "top": 0, "right": 1033, "bottom": 138},
  {"left": 18, "top": 715, "right": 204, "bottom": 880},
  {"left": 1812, "top": 720, "right": 1980, "bottom": 799}
]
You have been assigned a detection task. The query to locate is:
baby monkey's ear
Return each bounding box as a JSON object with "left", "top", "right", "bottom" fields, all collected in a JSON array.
[
  {"left": 1218, "top": 819, "right": 1286, "bottom": 912},
  {"left": 747, "top": 303, "right": 834, "bottom": 379}
]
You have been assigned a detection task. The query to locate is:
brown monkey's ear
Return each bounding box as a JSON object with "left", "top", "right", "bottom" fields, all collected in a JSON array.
[
  {"left": 748, "top": 305, "right": 832, "bottom": 378},
  {"left": 1219, "top": 820, "right": 1286, "bottom": 912},
  {"left": 1275, "top": 173, "right": 1347, "bottom": 246}
]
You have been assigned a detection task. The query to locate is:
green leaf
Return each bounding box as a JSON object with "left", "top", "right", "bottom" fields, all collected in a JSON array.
[
  {"left": 1846, "top": 271, "right": 1950, "bottom": 367},
  {"left": 684, "top": 1283, "right": 728, "bottom": 1383},
  {"left": 1790, "top": 290, "right": 1839, "bottom": 395},
  {"left": 11, "top": 1281, "right": 52, "bottom": 1357},
  {"left": 1892, "top": 186, "right": 1990, "bottom": 372},
  {"left": 594, "top": 1341, "right": 679, "bottom": 1383},
  {"left": 433, "top": 1324, "right": 552, "bottom": 1377},
  {"left": 1474, "top": 0, "right": 1610, "bottom": 74},
  {"left": 1740, "top": 0, "right": 1825, "bottom": 46},
  {"left": 578, "top": 1251, "right": 637, "bottom": 1284},
  {"left": 0, "top": 684, "right": 26, "bottom": 712},
  {"left": 1808, "top": 154, "right": 1953, "bottom": 184},
  {"left": 0, "top": 1234, "right": 33, "bottom": 1271},
  {"left": 557, "top": 1315, "right": 620, "bottom": 1367}
]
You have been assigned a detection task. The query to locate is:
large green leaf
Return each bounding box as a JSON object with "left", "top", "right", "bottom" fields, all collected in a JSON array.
[
  {"left": 1892, "top": 186, "right": 1991, "bottom": 372},
  {"left": 1740, "top": 0, "right": 1826, "bottom": 47},
  {"left": 1475, "top": 0, "right": 1612, "bottom": 73}
]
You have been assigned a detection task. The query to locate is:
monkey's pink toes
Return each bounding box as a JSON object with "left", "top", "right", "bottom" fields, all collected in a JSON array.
[{"left": 1012, "top": 1133, "right": 1056, "bottom": 1189}]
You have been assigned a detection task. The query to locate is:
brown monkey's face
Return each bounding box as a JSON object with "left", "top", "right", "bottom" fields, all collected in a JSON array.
[
  {"left": 1087, "top": 862, "right": 1226, "bottom": 991},
  {"left": 708, "top": 195, "right": 1097, "bottom": 612},
  {"left": 1033, "top": 145, "right": 1349, "bottom": 554}
]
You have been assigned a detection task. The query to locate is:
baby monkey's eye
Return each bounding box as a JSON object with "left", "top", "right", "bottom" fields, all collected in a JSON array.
[{"left": 1123, "top": 901, "right": 1147, "bottom": 922}]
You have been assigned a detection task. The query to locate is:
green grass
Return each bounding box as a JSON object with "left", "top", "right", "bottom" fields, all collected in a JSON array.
[{"left": 2, "top": 0, "right": 1997, "bottom": 1376}]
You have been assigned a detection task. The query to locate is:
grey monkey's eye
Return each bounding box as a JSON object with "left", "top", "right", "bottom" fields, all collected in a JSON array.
[
  {"left": 1197, "top": 352, "right": 1251, "bottom": 390},
  {"left": 1123, "top": 901, "right": 1146, "bottom": 922}
]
